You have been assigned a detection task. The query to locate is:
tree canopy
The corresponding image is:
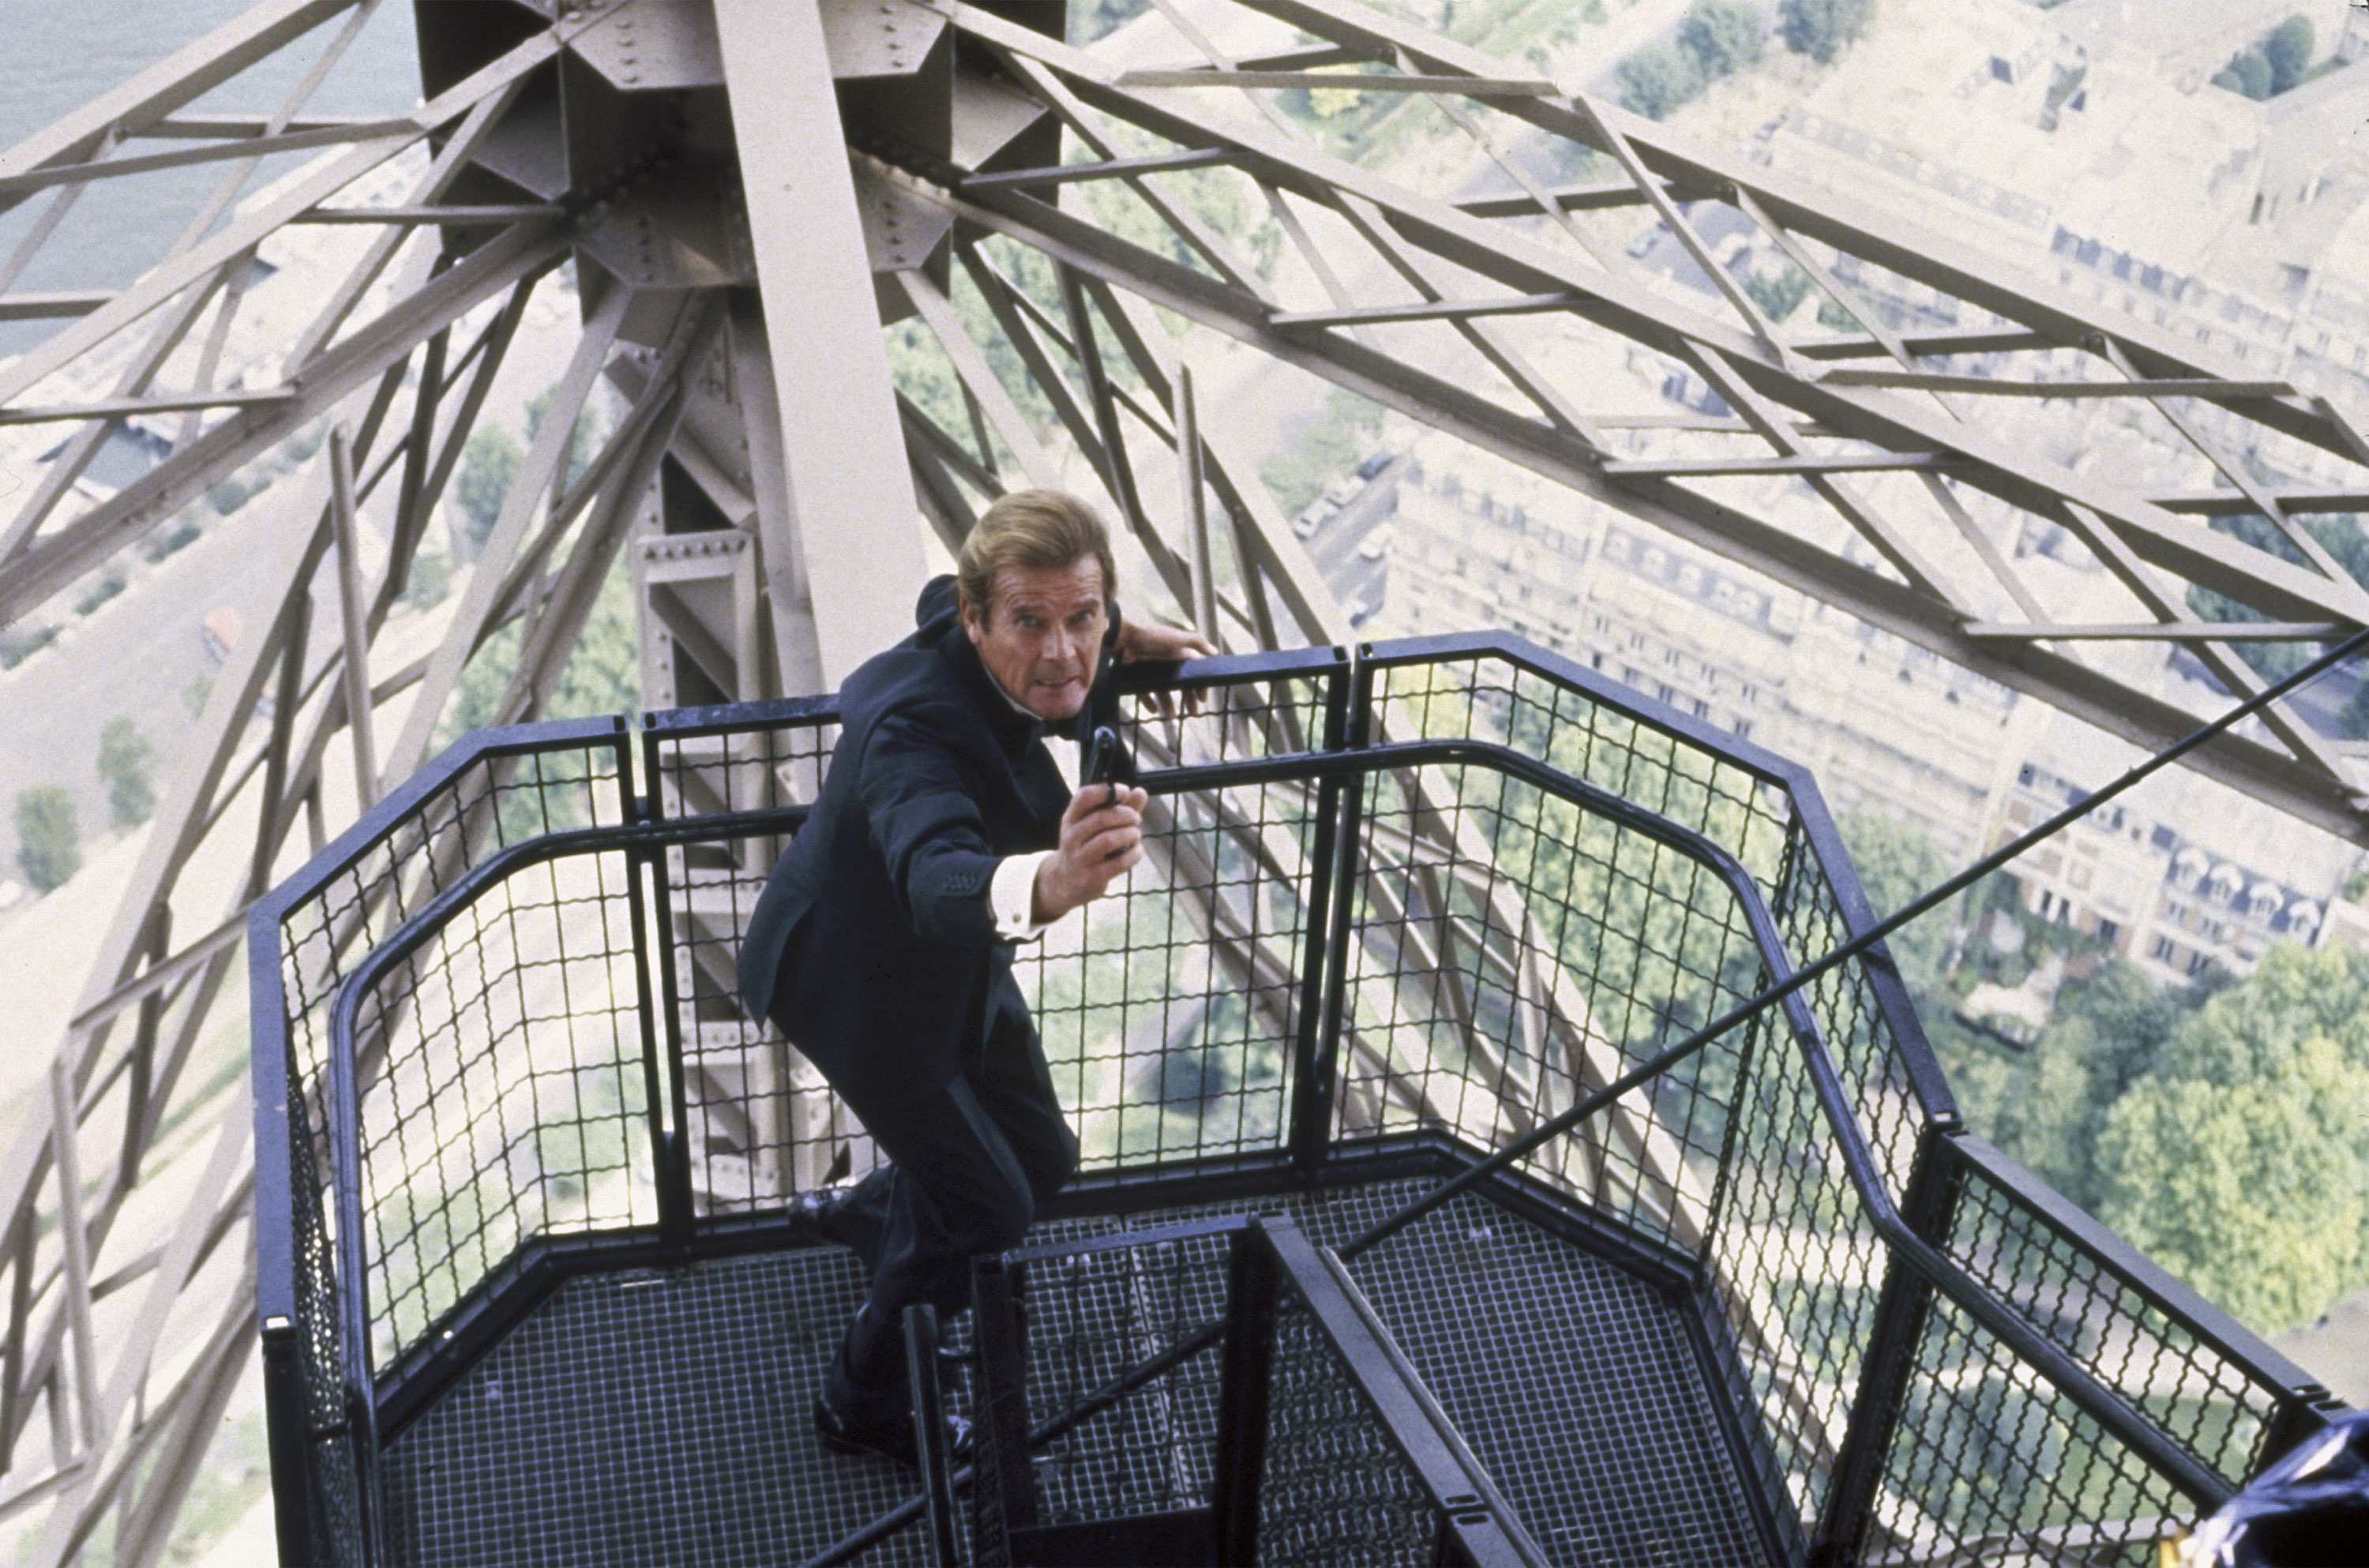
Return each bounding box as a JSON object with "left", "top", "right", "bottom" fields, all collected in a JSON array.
[
  {"left": 98, "top": 717, "right": 156, "bottom": 829},
  {"left": 1778, "top": 0, "right": 1875, "bottom": 65},
  {"left": 1678, "top": 0, "right": 1766, "bottom": 77},
  {"left": 1616, "top": 44, "right": 1706, "bottom": 121},
  {"left": 14, "top": 786, "right": 80, "bottom": 893}
]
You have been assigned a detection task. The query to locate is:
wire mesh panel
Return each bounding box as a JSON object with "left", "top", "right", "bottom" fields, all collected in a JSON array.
[
  {"left": 1364, "top": 646, "right": 1794, "bottom": 893},
  {"left": 1869, "top": 1292, "right": 2191, "bottom": 1568},
  {"left": 347, "top": 848, "right": 662, "bottom": 1371},
  {"left": 982, "top": 667, "right": 1339, "bottom": 1182},
  {"left": 640, "top": 656, "right": 1342, "bottom": 1220},
  {"left": 1334, "top": 753, "right": 1770, "bottom": 1255},
  {"left": 644, "top": 700, "right": 845, "bottom": 1210},
  {"left": 256, "top": 723, "right": 633, "bottom": 1567},
  {"left": 1854, "top": 1135, "right": 2316, "bottom": 1566},
  {"left": 250, "top": 640, "right": 2341, "bottom": 1568},
  {"left": 1018, "top": 1229, "right": 1231, "bottom": 1531}
]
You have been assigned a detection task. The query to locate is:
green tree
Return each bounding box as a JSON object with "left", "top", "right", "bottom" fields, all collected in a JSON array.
[
  {"left": 1778, "top": 0, "right": 1875, "bottom": 63},
  {"left": 97, "top": 717, "right": 156, "bottom": 828},
  {"left": 439, "top": 552, "right": 641, "bottom": 748},
  {"left": 453, "top": 426, "right": 524, "bottom": 556},
  {"left": 2090, "top": 946, "right": 2369, "bottom": 1333},
  {"left": 1616, "top": 43, "right": 1707, "bottom": 118},
  {"left": 1743, "top": 265, "right": 1812, "bottom": 324},
  {"left": 2213, "top": 50, "right": 2273, "bottom": 99},
  {"left": 1834, "top": 811, "right": 1952, "bottom": 995},
  {"left": 1958, "top": 959, "right": 2196, "bottom": 1210},
  {"left": 1678, "top": 0, "right": 1766, "bottom": 77},
  {"left": 2263, "top": 14, "right": 2314, "bottom": 94},
  {"left": 14, "top": 787, "right": 80, "bottom": 892},
  {"left": 2055, "top": 957, "right": 2187, "bottom": 1101},
  {"left": 2097, "top": 1041, "right": 2365, "bottom": 1331}
]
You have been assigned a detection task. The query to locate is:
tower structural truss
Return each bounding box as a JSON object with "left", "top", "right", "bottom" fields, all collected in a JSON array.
[{"left": 0, "top": 0, "right": 2365, "bottom": 1559}]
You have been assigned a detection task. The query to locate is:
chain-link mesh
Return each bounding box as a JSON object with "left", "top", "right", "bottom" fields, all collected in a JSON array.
[
  {"left": 1017, "top": 1230, "right": 1230, "bottom": 1529},
  {"left": 1254, "top": 1301, "right": 1444, "bottom": 1567},
  {"left": 976, "top": 1223, "right": 1444, "bottom": 1568},
  {"left": 276, "top": 1035, "right": 366, "bottom": 1565},
  {"left": 1851, "top": 1140, "right": 2308, "bottom": 1565},
  {"left": 1869, "top": 1292, "right": 2189, "bottom": 1568}
]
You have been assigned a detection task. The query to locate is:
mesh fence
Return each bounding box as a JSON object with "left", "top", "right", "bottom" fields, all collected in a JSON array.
[
  {"left": 1853, "top": 1139, "right": 2310, "bottom": 1566},
  {"left": 260, "top": 725, "right": 633, "bottom": 1566},
  {"left": 254, "top": 638, "right": 2330, "bottom": 1568},
  {"left": 347, "top": 848, "right": 660, "bottom": 1370},
  {"left": 641, "top": 665, "right": 1338, "bottom": 1217},
  {"left": 1254, "top": 1303, "right": 1444, "bottom": 1568},
  {"left": 644, "top": 702, "right": 845, "bottom": 1209},
  {"left": 1016, "top": 1229, "right": 1231, "bottom": 1530}
]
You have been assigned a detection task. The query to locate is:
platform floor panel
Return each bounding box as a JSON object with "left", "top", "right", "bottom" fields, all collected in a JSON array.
[{"left": 379, "top": 1177, "right": 1774, "bottom": 1566}]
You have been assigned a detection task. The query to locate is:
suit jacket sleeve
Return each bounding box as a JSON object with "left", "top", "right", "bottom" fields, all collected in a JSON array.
[{"left": 858, "top": 698, "right": 1001, "bottom": 947}]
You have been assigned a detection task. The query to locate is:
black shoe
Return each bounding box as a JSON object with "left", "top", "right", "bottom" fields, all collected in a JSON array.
[
  {"left": 812, "top": 1389, "right": 971, "bottom": 1468},
  {"left": 787, "top": 1186, "right": 867, "bottom": 1251},
  {"left": 787, "top": 1172, "right": 890, "bottom": 1270}
]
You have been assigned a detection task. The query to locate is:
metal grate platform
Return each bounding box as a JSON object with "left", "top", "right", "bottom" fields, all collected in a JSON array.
[{"left": 378, "top": 1178, "right": 1770, "bottom": 1566}]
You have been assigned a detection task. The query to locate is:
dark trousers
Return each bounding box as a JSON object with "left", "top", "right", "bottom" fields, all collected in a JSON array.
[{"left": 779, "top": 981, "right": 1078, "bottom": 1397}]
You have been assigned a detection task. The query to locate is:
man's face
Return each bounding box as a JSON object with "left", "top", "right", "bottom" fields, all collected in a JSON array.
[{"left": 963, "top": 557, "right": 1109, "bottom": 722}]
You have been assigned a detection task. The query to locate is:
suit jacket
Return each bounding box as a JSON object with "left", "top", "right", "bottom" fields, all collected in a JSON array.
[{"left": 734, "top": 576, "right": 1126, "bottom": 1100}]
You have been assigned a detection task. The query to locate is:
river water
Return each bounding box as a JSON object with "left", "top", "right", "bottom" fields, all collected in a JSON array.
[{"left": 0, "top": 0, "right": 422, "bottom": 353}]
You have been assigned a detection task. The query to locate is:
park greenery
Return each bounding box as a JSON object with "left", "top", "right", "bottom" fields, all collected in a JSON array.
[
  {"left": 1618, "top": 0, "right": 1767, "bottom": 119},
  {"left": 14, "top": 786, "right": 80, "bottom": 893},
  {"left": 1841, "top": 810, "right": 2369, "bottom": 1336},
  {"left": 1776, "top": 0, "right": 1875, "bottom": 66},
  {"left": 2212, "top": 15, "right": 2317, "bottom": 100},
  {"left": 98, "top": 717, "right": 156, "bottom": 829}
]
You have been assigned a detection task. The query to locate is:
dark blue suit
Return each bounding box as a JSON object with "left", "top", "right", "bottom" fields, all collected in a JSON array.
[{"left": 737, "top": 576, "right": 1120, "bottom": 1389}]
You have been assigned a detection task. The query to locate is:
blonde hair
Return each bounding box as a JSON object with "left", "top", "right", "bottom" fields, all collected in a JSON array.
[{"left": 956, "top": 489, "right": 1116, "bottom": 625}]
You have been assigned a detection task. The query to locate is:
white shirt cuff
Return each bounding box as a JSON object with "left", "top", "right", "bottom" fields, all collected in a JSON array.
[{"left": 990, "top": 851, "right": 1056, "bottom": 942}]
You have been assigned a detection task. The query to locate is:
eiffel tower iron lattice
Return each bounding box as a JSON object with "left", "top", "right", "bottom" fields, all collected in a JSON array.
[{"left": 0, "top": 0, "right": 2365, "bottom": 1560}]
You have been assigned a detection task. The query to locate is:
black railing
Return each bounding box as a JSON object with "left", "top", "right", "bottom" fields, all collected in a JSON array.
[{"left": 251, "top": 635, "right": 2339, "bottom": 1567}]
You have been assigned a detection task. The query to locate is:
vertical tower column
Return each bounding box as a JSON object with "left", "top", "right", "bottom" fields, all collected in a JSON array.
[{"left": 714, "top": 0, "right": 927, "bottom": 687}]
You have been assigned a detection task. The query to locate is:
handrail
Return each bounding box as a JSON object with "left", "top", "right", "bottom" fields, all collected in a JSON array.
[
  {"left": 328, "top": 733, "right": 2255, "bottom": 1530},
  {"left": 276, "top": 628, "right": 2367, "bottom": 1562},
  {"left": 317, "top": 804, "right": 811, "bottom": 1435}
]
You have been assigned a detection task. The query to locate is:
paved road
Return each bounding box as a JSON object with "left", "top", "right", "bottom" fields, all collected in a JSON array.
[
  {"left": 1292, "top": 458, "right": 1406, "bottom": 628},
  {"left": 0, "top": 498, "right": 336, "bottom": 899}
]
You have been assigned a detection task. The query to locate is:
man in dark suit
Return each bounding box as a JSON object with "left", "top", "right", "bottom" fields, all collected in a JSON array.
[{"left": 736, "top": 489, "right": 1211, "bottom": 1463}]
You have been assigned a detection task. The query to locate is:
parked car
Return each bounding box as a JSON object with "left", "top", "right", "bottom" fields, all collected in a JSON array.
[
  {"left": 1355, "top": 449, "right": 1393, "bottom": 479},
  {"left": 1357, "top": 527, "right": 1396, "bottom": 562},
  {"left": 1321, "top": 475, "right": 1360, "bottom": 506}
]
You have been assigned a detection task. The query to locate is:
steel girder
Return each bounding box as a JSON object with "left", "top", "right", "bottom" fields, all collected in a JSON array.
[{"left": 878, "top": 0, "right": 2369, "bottom": 843}]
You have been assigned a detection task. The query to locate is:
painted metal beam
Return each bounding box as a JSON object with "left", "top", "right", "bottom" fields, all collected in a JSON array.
[{"left": 714, "top": 0, "right": 925, "bottom": 685}]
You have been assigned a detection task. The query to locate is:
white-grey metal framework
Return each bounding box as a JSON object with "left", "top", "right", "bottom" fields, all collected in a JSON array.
[{"left": 1, "top": 0, "right": 2364, "bottom": 1559}]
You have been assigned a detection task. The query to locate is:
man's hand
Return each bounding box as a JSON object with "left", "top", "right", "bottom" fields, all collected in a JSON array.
[
  {"left": 1114, "top": 617, "right": 1216, "bottom": 666},
  {"left": 1031, "top": 783, "right": 1151, "bottom": 924},
  {"left": 1114, "top": 617, "right": 1217, "bottom": 719}
]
